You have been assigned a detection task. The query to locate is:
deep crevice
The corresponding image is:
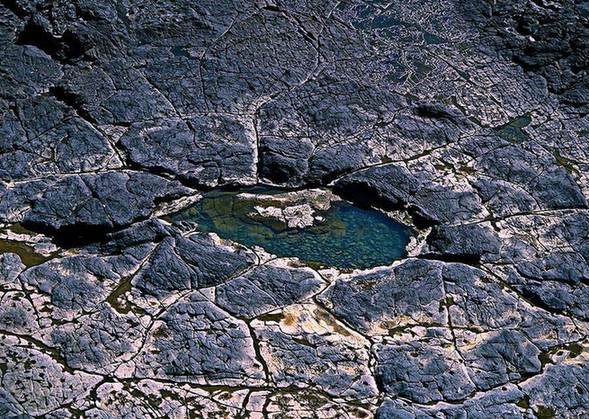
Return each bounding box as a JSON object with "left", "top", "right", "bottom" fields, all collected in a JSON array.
[
  {"left": 20, "top": 220, "right": 113, "bottom": 248},
  {"left": 49, "top": 86, "right": 97, "bottom": 124},
  {"left": 17, "top": 19, "right": 87, "bottom": 63},
  {"left": 417, "top": 253, "right": 482, "bottom": 266}
]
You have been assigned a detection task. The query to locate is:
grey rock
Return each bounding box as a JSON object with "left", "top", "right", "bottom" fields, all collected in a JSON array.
[
  {"left": 317, "top": 259, "right": 446, "bottom": 335},
  {"left": 0, "top": 0, "right": 588, "bottom": 416},
  {"left": 334, "top": 164, "right": 484, "bottom": 225},
  {"left": 130, "top": 293, "right": 265, "bottom": 386},
  {"left": 476, "top": 145, "right": 587, "bottom": 210},
  {"left": 133, "top": 232, "right": 255, "bottom": 297},
  {"left": 522, "top": 362, "right": 589, "bottom": 419},
  {"left": 20, "top": 171, "right": 190, "bottom": 235},
  {"left": 0, "top": 253, "right": 25, "bottom": 285},
  {"left": 252, "top": 304, "right": 378, "bottom": 399},
  {"left": 49, "top": 306, "right": 143, "bottom": 374},
  {"left": 374, "top": 329, "right": 476, "bottom": 403},
  {"left": 215, "top": 261, "right": 325, "bottom": 319},
  {"left": 377, "top": 384, "right": 526, "bottom": 418},
  {"left": 0, "top": 95, "right": 119, "bottom": 181},
  {"left": 0, "top": 334, "right": 102, "bottom": 417},
  {"left": 424, "top": 223, "right": 501, "bottom": 263},
  {"left": 460, "top": 329, "right": 541, "bottom": 390},
  {"left": 120, "top": 116, "right": 257, "bottom": 187}
]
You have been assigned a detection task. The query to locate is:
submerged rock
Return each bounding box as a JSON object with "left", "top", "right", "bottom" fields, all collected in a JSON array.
[
  {"left": 248, "top": 188, "right": 339, "bottom": 228},
  {"left": 169, "top": 187, "right": 411, "bottom": 268}
]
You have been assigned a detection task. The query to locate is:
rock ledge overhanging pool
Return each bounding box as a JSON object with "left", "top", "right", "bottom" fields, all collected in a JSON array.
[{"left": 168, "top": 187, "right": 411, "bottom": 269}]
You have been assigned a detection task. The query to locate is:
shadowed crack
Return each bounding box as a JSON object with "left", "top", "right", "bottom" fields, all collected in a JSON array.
[{"left": 17, "top": 19, "right": 88, "bottom": 63}]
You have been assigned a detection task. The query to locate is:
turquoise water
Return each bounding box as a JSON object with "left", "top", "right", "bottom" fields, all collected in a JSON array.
[{"left": 169, "top": 188, "right": 411, "bottom": 269}]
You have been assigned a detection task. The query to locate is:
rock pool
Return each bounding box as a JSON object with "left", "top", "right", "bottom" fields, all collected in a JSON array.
[{"left": 168, "top": 187, "right": 411, "bottom": 269}]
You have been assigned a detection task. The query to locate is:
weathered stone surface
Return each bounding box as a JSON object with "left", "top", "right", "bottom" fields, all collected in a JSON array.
[
  {"left": 0, "top": 253, "right": 25, "bottom": 285},
  {"left": 0, "top": 95, "right": 120, "bottom": 180},
  {"left": 132, "top": 232, "right": 255, "bottom": 297},
  {"left": 377, "top": 385, "right": 526, "bottom": 419},
  {"left": 216, "top": 259, "right": 325, "bottom": 319},
  {"left": 84, "top": 380, "right": 251, "bottom": 418},
  {"left": 459, "top": 329, "right": 541, "bottom": 390},
  {"left": 0, "top": 0, "right": 588, "bottom": 416},
  {"left": 376, "top": 350, "right": 589, "bottom": 418},
  {"left": 475, "top": 144, "right": 587, "bottom": 211},
  {"left": 491, "top": 211, "right": 589, "bottom": 320},
  {"left": 374, "top": 328, "right": 476, "bottom": 404},
  {"left": 0, "top": 334, "right": 102, "bottom": 417},
  {"left": 252, "top": 304, "right": 378, "bottom": 399},
  {"left": 317, "top": 260, "right": 447, "bottom": 336},
  {"left": 12, "top": 171, "right": 189, "bottom": 235},
  {"left": 522, "top": 360, "right": 589, "bottom": 419},
  {"left": 126, "top": 292, "right": 265, "bottom": 386},
  {"left": 258, "top": 77, "right": 404, "bottom": 185},
  {"left": 49, "top": 306, "right": 144, "bottom": 374},
  {"left": 120, "top": 116, "right": 257, "bottom": 187},
  {"left": 423, "top": 223, "right": 501, "bottom": 263},
  {"left": 334, "top": 164, "right": 485, "bottom": 225}
]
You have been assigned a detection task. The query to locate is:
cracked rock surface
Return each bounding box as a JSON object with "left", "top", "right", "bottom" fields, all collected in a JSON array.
[{"left": 0, "top": 0, "right": 588, "bottom": 417}]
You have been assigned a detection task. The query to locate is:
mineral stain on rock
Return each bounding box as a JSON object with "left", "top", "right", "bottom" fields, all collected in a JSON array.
[{"left": 169, "top": 187, "right": 411, "bottom": 269}]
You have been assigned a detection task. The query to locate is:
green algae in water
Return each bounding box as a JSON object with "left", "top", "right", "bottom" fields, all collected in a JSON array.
[
  {"left": 0, "top": 240, "right": 50, "bottom": 267},
  {"left": 495, "top": 114, "right": 531, "bottom": 143},
  {"left": 169, "top": 189, "right": 411, "bottom": 269}
]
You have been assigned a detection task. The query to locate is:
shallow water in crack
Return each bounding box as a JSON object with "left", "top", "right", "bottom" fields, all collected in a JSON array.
[
  {"left": 0, "top": 239, "right": 50, "bottom": 267},
  {"left": 169, "top": 187, "right": 411, "bottom": 269}
]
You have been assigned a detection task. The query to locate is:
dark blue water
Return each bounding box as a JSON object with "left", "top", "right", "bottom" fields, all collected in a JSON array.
[{"left": 169, "top": 189, "right": 410, "bottom": 269}]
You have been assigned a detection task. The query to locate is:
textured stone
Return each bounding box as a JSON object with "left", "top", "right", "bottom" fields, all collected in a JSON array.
[
  {"left": 1, "top": 172, "right": 190, "bottom": 237},
  {"left": 0, "top": 0, "right": 588, "bottom": 416},
  {"left": 216, "top": 260, "right": 325, "bottom": 319}
]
